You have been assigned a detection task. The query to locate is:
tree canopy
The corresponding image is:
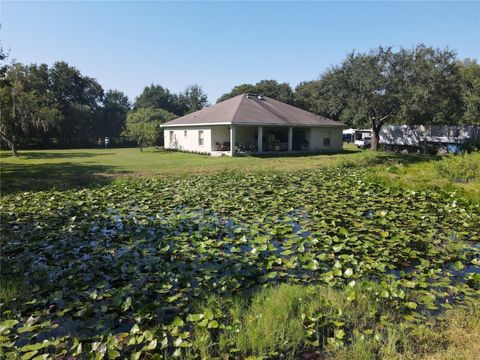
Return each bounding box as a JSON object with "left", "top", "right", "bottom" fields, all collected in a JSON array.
[
  {"left": 0, "top": 57, "right": 131, "bottom": 155},
  {"left": 134, "top": 84, "right": 209, "bottom": 116},
  {"left": 458, "top": 59, "right": 480, "bottom": 124},
  {"left": 1, "top": 43, "right": 478, "bottom": 154},
  {"left": 217, "top": 80, "right": 295, "bottom": 104},
  {"left": 122, "top": 107, "right": 176, "bottom": 151},
  {"left": 295, "top": 45, "right": 472, "bottom": 150}
]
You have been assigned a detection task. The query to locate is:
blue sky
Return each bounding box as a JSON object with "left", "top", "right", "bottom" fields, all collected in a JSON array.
[{"left": 2, "top": 1, "right": 479, "bottom": 103}]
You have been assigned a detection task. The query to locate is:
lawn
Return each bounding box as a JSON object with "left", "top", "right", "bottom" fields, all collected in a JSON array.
[
  {"left": 1, "top": 147, "right": 479, "bottom": 359},
  {"left": 0, "top": 146, "right": 362, "bottom": 193},
  {"left": 2, "top": 146, "right": 479, "bottom": 202}
]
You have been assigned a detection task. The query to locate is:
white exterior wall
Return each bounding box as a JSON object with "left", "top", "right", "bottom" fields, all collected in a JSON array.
[
  {"left": 163, "top": 127, "right": 212, "bottom": 153},
  {"left": 163, "top": 125, "right": 344, "bottom": 155},
  {"left": 309, "top": 127, "right": 343, "bottom": 151}
]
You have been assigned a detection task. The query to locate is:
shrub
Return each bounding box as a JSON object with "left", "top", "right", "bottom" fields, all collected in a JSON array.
[{"left": 435, "top": 152, "right": 480, "bottom": 183}]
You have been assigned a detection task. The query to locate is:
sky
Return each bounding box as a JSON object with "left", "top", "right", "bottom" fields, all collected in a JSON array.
[{"left": 2, "top": 1, "right": 479, "bottom": 103}]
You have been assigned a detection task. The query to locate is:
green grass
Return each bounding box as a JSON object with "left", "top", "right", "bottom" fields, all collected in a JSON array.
[
  {"left": 3, "top": 145, "right": 479, "bottom": 202},
  {"left": 370, "top": 157, "right": 480, "bottom": 203},
  {"left": 189, "top": 283, "right": 480, "bottom": 360},
  {"left": 0, "top": 145, "right": 448, "bottom": 193},
  {"left": 0, "top": 146, "right": 363, "bottom": 192},
  {"left": 1, "top": 146, "right": 479, "bottom": 358}
]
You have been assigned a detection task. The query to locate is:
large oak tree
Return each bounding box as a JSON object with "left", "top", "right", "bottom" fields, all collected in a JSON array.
[{"left": 296, "top": 45, "right": 465, "bottom": 150}]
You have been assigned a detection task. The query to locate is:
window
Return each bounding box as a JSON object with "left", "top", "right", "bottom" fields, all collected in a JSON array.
[
  {"left": 198, "top": 130, "right": 204, "bottom": 146},
  {"left": 184, "top": 130, "right": 188, "bottom": 137},
  {"left": 169, "top": 131, "right": 174, "bottom": 144},
  {"left": 323, "top": 133, "right": 331, "bottom": 146}
]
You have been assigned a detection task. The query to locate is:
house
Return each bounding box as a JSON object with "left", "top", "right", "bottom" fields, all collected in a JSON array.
[
  {"left": 379, "top": 125, "right": 480, "bottom": 152},
  {"left": 161, "top": 93, "right": 344, "bottom": 156}
]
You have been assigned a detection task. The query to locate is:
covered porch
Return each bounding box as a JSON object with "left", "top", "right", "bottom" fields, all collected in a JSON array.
[{"left": 211, "top": 125, "right": 311, "bottom": 156}]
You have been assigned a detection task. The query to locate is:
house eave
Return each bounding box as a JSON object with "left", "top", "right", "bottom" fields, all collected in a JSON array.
[
  {"left": 160, "top": 122, "right": 232, "bottom": 128},
  {"left": 161, "top": 122, "right": 344, "bottom": 128}
]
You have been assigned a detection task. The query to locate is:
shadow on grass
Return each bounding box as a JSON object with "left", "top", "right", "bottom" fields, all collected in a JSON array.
[
  {"left": 246, "top": 149, "right": 438, "bottom": 165},
  {"left": 0, "top": 151, "right": 115, "bottom": 160},
  {"left": 242, "top": 149, "right": 361, "bottom": 159},
  {"left": 371, "top": 151, "right": 440, "bottom": 165},
  {"left": 1, "top": 162, "right": 129, "bottom": 194}
]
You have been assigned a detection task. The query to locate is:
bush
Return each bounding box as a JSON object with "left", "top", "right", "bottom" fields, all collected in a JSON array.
[{"left": 435, "top": 152, "right": 480, "bottom": 183}]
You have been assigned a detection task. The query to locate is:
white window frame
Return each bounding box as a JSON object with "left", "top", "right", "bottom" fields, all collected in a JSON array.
[
  {"left": 184, "top": 130, "right": 188, "bottom": 137},
  {"left": 198, "top": 130, "right": 204, "bottom": 146},
  {"left": 169, "top": 131, "right": 174, "bottom": 144}
]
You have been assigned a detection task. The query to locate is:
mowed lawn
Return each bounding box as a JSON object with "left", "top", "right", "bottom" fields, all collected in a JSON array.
[
  {"left": 2, "top": 145, "right": 479, "bottom": 201},
  {"left": 0, "top": 146, "right": 362, "bottom": 193}
]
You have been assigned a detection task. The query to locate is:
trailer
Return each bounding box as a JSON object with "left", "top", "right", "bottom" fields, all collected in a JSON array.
[{"left": 379, "top": 125, "right": 480, "bottom": 153}]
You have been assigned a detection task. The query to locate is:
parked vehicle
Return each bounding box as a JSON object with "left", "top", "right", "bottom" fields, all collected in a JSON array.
[
  {"left": 353, "top": 129, "right": 373, "bottom": 148},
  {"left": 355, "top": 136, "right": 372, "bottom": 149}
]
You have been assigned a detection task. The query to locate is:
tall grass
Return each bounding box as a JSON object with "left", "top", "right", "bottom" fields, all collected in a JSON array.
[
  {"left": 0, "top": 278, "right": 25, "bottom": 303},
  {"left": 435, "top": 151, "right": 480, "bottom": 183},
  {"left": 188, "top": 283, "right": 480, "bottom": 359}
]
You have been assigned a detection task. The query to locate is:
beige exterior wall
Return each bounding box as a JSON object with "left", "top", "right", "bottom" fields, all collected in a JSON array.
[
  {"left": 163, "top": 125, "right": 343, "bottom": 154},
  {"left": 309, "top": 127, "right": 343, "bottom": 151},
  {"left": 163, "top": 127, "right": 212, "bottom": 153}
]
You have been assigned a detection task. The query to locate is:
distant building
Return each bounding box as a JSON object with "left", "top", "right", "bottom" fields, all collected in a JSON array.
[
  {"left": 379, "top": 125, "right": 480, "bottom": 152},
  {"left": 161, "top": 94, "right": 344, "bottom": 156}
]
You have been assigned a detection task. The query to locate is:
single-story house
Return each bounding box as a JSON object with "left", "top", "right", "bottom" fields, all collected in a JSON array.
[{"left": 161, "top": 93, "right": 344, "bottom": 156}]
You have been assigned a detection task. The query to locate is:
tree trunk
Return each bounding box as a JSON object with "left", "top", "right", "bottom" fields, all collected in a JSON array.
[
  {"left": 371, "top": 129, "right": 380, "bottom": 151},
  {"left": 0, "top": 132, "right": 18, "bottom": 157},
  {"left": 369, "top": 108, "right": 389, "bottom": 151},
  {"left": 11, "top": 141, "right": 18, "bottom": 157}
]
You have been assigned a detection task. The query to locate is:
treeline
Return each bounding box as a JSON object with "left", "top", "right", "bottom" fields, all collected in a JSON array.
[
  {"left": 1, "top": 44, "right": 479, "bottom": 155},
  {"left": 218, "top": 45, "right": 480, "bottom": 149},
  {"left": 0, "top": 49, "right": 209, "bottom": 155}
]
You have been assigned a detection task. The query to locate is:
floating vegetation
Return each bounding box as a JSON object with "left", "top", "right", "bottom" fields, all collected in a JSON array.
[{"left": 1, "top": 168, "right": 479, "bottom": 358}]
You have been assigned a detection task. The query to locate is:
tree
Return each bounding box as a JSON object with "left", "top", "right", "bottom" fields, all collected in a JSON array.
[
  {"left": 96, "top": 90, "right": 130, "bottom": 139},
  {"left": 49, "top": 61, "right": 104, "bottom": 146},
  {"left": 179, "top": 84, "right": 209, "bottom": 113},
  {"left": 458, "top": 59, "right": 480, "bottom": 124},
  {"left": 134, "top": 85, "right": 184, "bottom": 115},
  {"left": 314, "top": 47, "right": 399, "bottom": 150},
  {"left": 295, "top": 70, "right": 351, "bottom": 123},
  {"left": 122, "top": 107, "right": 176, "bottom": 151},
  {"left": 216, "top": 84, "right": 256, "bottom": 103},
  {"left": 298, "top": 45, "right": 465, "bottom": 150},
  {"left": 217, "top": 80, "right": 294, "bottom": 104},
  {"left": 0, "top": 62, "right": 61, "bottom": 156},
  {"left": 395, "top": 45, "right": 463, "bottom": 126}
]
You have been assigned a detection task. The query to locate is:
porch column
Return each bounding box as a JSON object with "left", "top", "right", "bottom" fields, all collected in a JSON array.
[
  {"left": 230, "top": 126, "right": 236, "bottom": 156},
  {"left": 288, "top": 127, "right": 293, "bottom": 152},
  {"left": 257, "top": 126, "right": 263, "bottom": 153}
]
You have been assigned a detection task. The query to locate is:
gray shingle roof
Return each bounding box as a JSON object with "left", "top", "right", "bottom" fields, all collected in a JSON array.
[{"left": 162, "top": 94, "right": 343, "bottom": 127}]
